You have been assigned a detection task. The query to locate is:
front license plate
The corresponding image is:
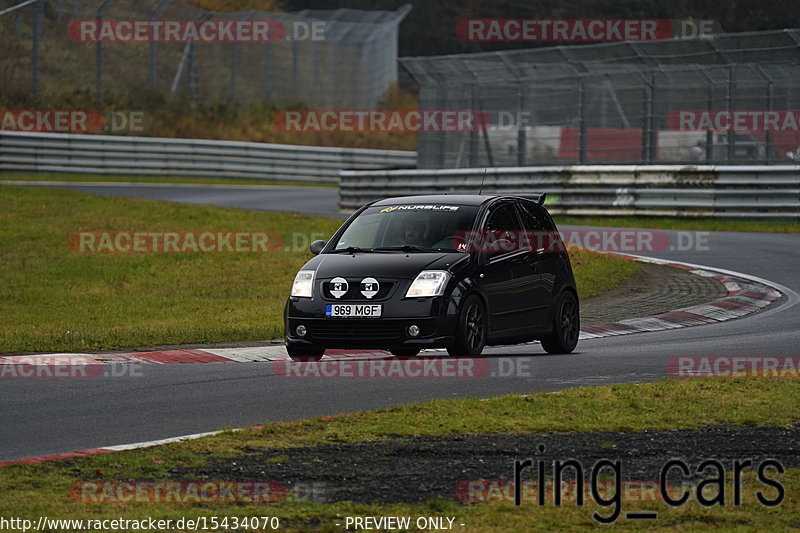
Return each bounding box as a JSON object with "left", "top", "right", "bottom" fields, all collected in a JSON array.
[{"left": 325, "top": 304, "right": 382, "bottom": 318}]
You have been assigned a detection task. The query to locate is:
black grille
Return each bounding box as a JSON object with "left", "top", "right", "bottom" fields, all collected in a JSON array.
[{"left": 311, "top": 320, "right": 401, "bottom": 340}]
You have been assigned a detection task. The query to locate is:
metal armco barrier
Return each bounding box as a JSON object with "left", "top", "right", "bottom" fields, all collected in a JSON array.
[
  {"left": 339, "top": 165, "right": 800, "bottom": 218},
  {"left": 0, "top": 131, "right": 416, "bottom": 183}
]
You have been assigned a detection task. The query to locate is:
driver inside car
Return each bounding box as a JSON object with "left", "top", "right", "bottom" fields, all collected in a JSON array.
[{"left": 402, "top": 218, "right": 429, "bottom": 246}]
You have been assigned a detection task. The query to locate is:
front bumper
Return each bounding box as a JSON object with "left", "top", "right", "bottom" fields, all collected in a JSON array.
[{"left": 284, "top": 296, "right": 457, "bottom": 349}]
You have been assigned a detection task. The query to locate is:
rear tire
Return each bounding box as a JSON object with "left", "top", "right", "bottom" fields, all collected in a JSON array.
[
  {"left": 447, "top": 294, "right": 487, "bottom": 356},
  {"left": 286, "top": 344, "right": 325, "bottom": 362},
  {"left": 540, "top": 291, "right": 579, "bottom": 354}
]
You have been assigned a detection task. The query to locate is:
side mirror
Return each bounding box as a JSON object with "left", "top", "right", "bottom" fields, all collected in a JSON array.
[{"left": 309, "top": 240, "right": 326, "bottom": 255}]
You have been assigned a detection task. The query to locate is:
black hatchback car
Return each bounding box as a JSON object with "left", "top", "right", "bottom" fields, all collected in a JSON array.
[{"left": 284, "top": 194, "right": 579, "bottom": 360}]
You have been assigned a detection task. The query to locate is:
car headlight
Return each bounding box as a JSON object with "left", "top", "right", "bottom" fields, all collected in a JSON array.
[
  {"left": 291, "top": 270, "right": 315, "bottom": 298},
  {"left": 405, "top": 270, "right": 450, "bottom": 298}
]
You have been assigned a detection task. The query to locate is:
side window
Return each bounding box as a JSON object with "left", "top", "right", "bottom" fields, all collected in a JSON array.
[
  {"left": 518, "top": 202, "right": 546, "bottom": 231},
  {"left": 484, "top": 203, "right": 523, "bottom": 253},
  {"left": 518, "top": 201, "right": 561, "bottom": 253}
]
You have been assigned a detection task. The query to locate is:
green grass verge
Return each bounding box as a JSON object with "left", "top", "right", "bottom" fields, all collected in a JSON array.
[
  {"left": 173, "top": 377, "right": 800, "bottom": 452},
  {"left": 0, "top": 184, "right": 342, "bottom": 353},
  {"left": 555, "top": 215, "right": 800, "bottom": 233},
  {"left": 0, "top": 378, "right": 797, "bottom": 531},
  {"left": 0, "top": 185, "right": 638, "bottom": 353},
  {"left": 568, "top": 247, "right": 640, "bottom": 299},
  {"left": 0, "top": 172, "right": 337, "bottom": 188}
]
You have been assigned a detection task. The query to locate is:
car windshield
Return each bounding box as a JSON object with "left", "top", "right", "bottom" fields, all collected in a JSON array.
[{"left": 332, "top": 204, "right": 479, "bottom": 252}]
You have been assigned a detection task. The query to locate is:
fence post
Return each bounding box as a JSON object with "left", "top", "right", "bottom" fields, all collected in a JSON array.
[
  {"left": 646, "top": 73, "right": 656, "bottom": 162},
  {"left": 329, "top": 41, "right": 338, "bottom": 108},
  {"left": 468, "top": 86, "right": 478, "bottom": 167},
  {"left": 149, "top": 0, "right": 174, "bottom": 90},
  {"left": 516, "top": 83, "right": 526, "bottom": 166},
  {"left": 14, "top": 9, "right": 21, "bottom": 42},
  {"left": 705, "top": 82, "right": 713, "bottom": 162},
  {"left": 480, "top": 96, "right": 495, "bottom": 168},
  {"left": 765, "top": 81, "right": 774, "bottom": 163},
  {"left": 32, "top": 0, "right": 43, "bottom": 98},
  {"left": 726, "top": 65, "right": 735, "bottom": 164},
  {"left": 230, "top": 11, "right": 254, "bottom": 105},
  {"left": 640, "top": 76, "right": 654, "bottom": 162},
  {"left": 349, "top": 43, "right": 357, "bottom": 108},
  {"left": 291, "top": 25, "right": 299, "bottom": 103},
  {"left": 95, "top": 0, "right": 116, "bottom": 103},
  {"left": 263, "top": 40, "right": 271, "bottom": 104},
  {"left": 756, "top": 65, "right": 775, "bottom": 164},
  {"left": 578, "top": 77, "right": 586, "bottom": 164},
  {"left": 230, "top": 42, "right": 238, "bottom": 104},
  {"left": 312, "top": 38, "right": 321, "bottom": 108},
  {"left": 188, "top": 42, "right": 199, "bottom": 101}
]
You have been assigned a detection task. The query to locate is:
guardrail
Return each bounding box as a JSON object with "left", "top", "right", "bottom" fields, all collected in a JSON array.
[
  {"left": 339, "top": 165, "right": 800, "bottom": 218},
  {"left": 0, "top": 131, "right": 416, "bottom": 183}
]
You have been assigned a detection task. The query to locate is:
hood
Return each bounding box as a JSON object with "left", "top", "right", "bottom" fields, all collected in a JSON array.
[{"left": 303, "top": 252, "right": 467, "bottom": 280}]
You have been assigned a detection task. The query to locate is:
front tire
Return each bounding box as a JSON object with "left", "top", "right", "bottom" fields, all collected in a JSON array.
[
  {"left": 447, "top": 294, "right": 487, "bottom": 356},
  {"left": 540, "top": 291, "right": 579, "bottom": 354},
  {"left": 286, "top": 344, "right": 325, "bottom": 362}
]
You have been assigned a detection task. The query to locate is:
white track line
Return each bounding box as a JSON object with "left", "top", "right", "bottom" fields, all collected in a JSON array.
[{"left": 102, "top": 431, "right": 224, "bottom": 451}]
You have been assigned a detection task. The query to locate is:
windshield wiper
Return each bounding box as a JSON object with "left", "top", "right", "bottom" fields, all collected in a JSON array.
[
  {"left": 373, "top": 245, "right": 442, "bottom": 253},
  {"left": 329, "top": 246, "right": 375, "bottom": 254}
]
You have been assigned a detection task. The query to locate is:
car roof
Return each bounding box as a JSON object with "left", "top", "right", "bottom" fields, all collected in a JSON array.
[{"left": 370, "top": 194, "right": 505, "bottom": 207}]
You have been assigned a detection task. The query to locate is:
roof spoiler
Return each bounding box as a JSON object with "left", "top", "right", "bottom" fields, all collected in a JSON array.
[{"left": 520, "top": 193, "right": 547, "bottom": 205}]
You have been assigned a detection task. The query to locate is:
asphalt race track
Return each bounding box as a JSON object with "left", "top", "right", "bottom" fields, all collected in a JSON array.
[
  {"left": 1, "top": 183, "right": 798, "bottom": 462},
  {"left": 16, "top": 182, "right": 346, "bottom": 219}
]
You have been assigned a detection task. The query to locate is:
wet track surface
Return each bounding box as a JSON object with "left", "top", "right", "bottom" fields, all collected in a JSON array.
[{"left": 1, "top": 184, "right": 798, "bottom": 461}]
